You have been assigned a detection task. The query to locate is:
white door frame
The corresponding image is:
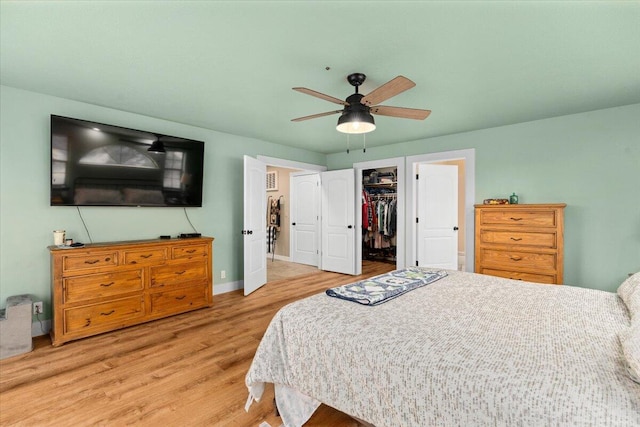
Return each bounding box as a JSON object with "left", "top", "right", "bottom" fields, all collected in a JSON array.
[
  {"left": 354, "top": 157, "right": 405, "bottom": 275},
  {"left": 406, "top": 149, "right": 475, "bottom": 272}
]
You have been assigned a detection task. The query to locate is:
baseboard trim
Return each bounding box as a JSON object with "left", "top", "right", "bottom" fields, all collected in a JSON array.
[
  {"left": 214, "top": 280, "right": 243, "bottom": 295},
  {"left": 266, "top": 254, "right": 290, "bottom": 262}
]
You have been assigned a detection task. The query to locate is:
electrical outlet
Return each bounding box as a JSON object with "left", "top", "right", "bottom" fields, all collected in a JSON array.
[
  {"left": 33, "top": 301, "right": 43, "bottom": 315},
  {"left": 221, "top": 270, "right": 226, "bottom": 279}
]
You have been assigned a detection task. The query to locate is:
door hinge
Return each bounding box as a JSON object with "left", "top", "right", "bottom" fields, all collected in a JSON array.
[
  {"left": 416, "top": 217, "right": 419, "bottom": 223},
  {"left": 416, "top": 173, "right": 419, "bottom": 180},
  {"left": 416, "top": 260, "right": 419, "bottom": 267}
]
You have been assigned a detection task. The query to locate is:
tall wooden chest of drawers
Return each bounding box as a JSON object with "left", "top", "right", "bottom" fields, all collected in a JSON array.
[
  {"left": 474, "top": 204, "right": 565, "bottom": 285},
  {"left": 49, "top": 237, "right": 213, "bottom": 346}
]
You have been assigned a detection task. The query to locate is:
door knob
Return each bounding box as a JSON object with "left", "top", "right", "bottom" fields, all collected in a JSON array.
[
  {"left": 292, "top": 222, "right": 296, "bottom": 226},
  {"left": 347, "top": 225, "right": 353, "bottom": 229},
  {"left": 453, "top": 226, "right": 459, "bottom": 231}
]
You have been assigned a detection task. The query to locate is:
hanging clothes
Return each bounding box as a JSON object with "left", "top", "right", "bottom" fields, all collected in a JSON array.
[{"left": 267, "top": 226, "right": 277, "bottom": 253}]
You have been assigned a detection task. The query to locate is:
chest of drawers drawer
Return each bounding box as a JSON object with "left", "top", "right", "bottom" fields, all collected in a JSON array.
[
  {"left": 478, "top": 230, "right": 557, "bottom": 248},
  {"left": 149, "top": 285, "right": 208, "bottom": 316},
  {"left": 62, "top": 251, "right": 118, "bottom": 273},
  {"left": 478, "top": 268, "right": 557, "bottom": 284},
  {"left": 479, "top": 248, "right": 557, "bottom": 271},
  {"left": 123, "top": 248, "right": 167, "bottom": 266},
  {"left": 478, "top": 209, "right": 557, "bottom": 227},
  {"left": 64, "top": 295, "right": 145, "bottom": 334},
  {"left": 149, "top": 261, "right": 208, "bottom": 288},
  {"left": 63, "top": 269, "right": 144, "bottom": 304},
  {"left": 172, "top": 244, "right": 208, "bottom": 260}
]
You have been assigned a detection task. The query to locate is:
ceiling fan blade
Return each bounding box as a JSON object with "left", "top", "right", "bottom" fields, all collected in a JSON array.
[
  {"left": 291, "top": 110, "right": 342, "bottom": 122},
  {"left": 360, "top": 76, "right": 416, "bottom": 106},
  {"left": 293, "top": 87, "right": 348, "bottom": 106},
  {"left": 370, "top": 105, "right": 431, "bottom": 120}
]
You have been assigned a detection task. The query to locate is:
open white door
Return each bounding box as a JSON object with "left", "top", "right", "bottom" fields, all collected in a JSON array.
[
  {"left": 243, "top": 155, "right": 267, "bottom": 295},
  {"left": 321, "top": 169, "right": 356, "bottom": 275},
  {"left": 290, "top": 173, "right": 320, "bottom": 266},
  {"left": 416, "top": 164, "right": 458, "bottom": 269}
]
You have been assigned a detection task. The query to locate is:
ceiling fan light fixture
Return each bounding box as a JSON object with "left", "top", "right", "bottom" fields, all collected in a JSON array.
[
  {"left": 148, "top": 139, "right": 166, "bottom": 153},
  {"left": 336, "top": 111, "right": 376, "bottom": 134}
]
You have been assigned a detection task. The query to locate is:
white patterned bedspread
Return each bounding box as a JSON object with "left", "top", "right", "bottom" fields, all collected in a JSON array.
[{"left": 245, "top": 270, "right": 640, "bottom": 426}]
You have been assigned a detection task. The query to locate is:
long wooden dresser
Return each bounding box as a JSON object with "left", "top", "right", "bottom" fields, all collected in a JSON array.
[
  {"left": 474, "top": 204, "right": 565, "bottom": 285},
  {"left": 49, "top": 237, "right": 213, "bottom": 346}
]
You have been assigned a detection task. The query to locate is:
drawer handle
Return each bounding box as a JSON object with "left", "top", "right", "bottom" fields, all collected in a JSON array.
[
  {"left": 175, "top": 270, "right": 186, "bottom": 275},
  {"left": 510, "top": 256, "right": 522, "bottom": 261},
  {"left": 100, "top": 281, "right": 115, "bottom": 287},
  {"left": 186, "top": 249, "right": 196, "bottom": 254},
  {"left": 510, "top": 217, "right": 523, "bottom": 221},
  {"left": 141, "top": 254, "right": 153, "bottom": 259},
  {"left": 176, "top": 295, "right": 186, "bottom": 300},
  {"left": 100, "top": 310, "right": 115, "bottom": 316},
  {"left": 510, "top": 237, "right": 523, "bottom": 241},
  {"left": 84, "top": 259, "right": 100, "bottom": 265}
]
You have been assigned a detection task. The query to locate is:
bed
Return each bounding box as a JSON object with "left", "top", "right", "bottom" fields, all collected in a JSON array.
[{"left": 245, "top": 269, "right": 640, "bottom": 426}]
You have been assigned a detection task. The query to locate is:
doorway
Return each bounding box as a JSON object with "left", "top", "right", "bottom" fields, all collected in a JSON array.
[
  {"left": 406, "top": 149, "right": 475, "bottom": 272},
  {"left": 354, "top": 157, "right": 405, "bottom": 275}
]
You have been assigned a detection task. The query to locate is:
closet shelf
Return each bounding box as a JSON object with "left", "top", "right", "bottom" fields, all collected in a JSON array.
[{"left": 364, "top": 182, "right": 397, "bottom": 188}]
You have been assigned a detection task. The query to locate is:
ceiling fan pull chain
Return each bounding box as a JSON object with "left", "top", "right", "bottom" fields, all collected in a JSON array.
[
  {"left": 347, "top": 134, "right": 350, "bottom": 154},
  {"left": 363, "top": 133, "right": 366, "bottom": 153}
]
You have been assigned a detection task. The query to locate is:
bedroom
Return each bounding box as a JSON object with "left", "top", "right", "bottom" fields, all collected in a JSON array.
[{"left": 1, "top": 1, "right": 639, "bottom": 425}]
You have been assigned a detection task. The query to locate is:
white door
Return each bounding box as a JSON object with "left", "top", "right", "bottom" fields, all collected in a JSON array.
[
  {"left": 321, "top": 169, "right": 356, "bottom": 275},
  {"left": 290, "top": 173, "right": 320, "bottom": 266},
  {"left": 416, "top": 164, "right": 458, "bottom": 269},
  {"left": 243, "top": 155, "right": 267, "bottom": 295}
]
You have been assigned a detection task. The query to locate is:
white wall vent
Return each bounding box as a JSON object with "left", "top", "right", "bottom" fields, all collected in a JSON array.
[{"left": 266, "top": 171, "right": 278, "bottom": 191}]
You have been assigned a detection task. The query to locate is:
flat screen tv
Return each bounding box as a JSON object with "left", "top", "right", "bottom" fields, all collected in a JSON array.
[{"left": 50, "top": 115, "right": 204, "bottom": 207}]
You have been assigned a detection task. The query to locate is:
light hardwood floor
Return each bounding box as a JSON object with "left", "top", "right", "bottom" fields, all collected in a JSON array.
[
  {"left": 0, "top": 261, "right": 394, "bottom": 426},
  {"left": 266, "top": 258, "right": 319, "bottom": 282}
]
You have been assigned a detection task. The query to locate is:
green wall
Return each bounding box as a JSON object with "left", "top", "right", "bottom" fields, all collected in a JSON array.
[
  {"left": 1, "top": 84, "right": 638, "bottom": 324},
  {"left": 0, "top": 85, "right": 326, "bottom": 318},
  {"left": 327, "top": 103, "right": 640, "bottom": 291}
]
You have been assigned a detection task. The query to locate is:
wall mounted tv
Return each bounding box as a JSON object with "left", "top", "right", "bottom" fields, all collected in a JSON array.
[{"left": 50, "top": 115, "right": 204, "bottom": 207}]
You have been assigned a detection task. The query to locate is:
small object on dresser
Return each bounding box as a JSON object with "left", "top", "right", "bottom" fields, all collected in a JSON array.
[
  {"left": 65, "top": 238, "right": 73, "bottom": 246},
  {"left": 510, "top": 193, "right": 519, "bottom": 204},
  {"left": 483, "top": 198, "right": 509, "bottom": 205},
  {"left": 159, "top": 235, "right": 171, "bottom": 239}
]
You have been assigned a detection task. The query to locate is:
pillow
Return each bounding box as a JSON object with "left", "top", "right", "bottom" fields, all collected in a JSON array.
[
  {"left": 74, "top": 188, "right": 122, "bottom": 205},
  {"left": 122, "top": 188, "right": 165, "bottom": 205},
  {"left": 620, "top": 323, "right": 640, "bottom": 384},
  {"left": 617, "top": 272, "right": 640, "bottom": 319}
]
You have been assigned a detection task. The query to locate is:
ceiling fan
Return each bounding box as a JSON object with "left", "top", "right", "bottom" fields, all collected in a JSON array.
[{"left": 292, "top": 73, "right": 431, "bottom": 134}]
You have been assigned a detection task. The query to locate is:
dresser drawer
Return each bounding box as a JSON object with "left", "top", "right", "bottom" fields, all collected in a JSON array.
[
  {"left": 479, "top": 230, "right": 557, "bottom": 248},
  {"left": 479, "top": 248, "right": 556, "bottom": 271},
  {"left": 172, "top": 244, "right": 208, "bottom": 260},
  {"left": 64, "top": 296, "right": 145, "bottom": 334},
  {"left": 149, "top": 261, "right": 208, "bottom": 288},
  {"left": 64, "top": 269, "right": 144, "bottom": 304},
  {"left": 479, "top": 209, "right": 557, "bottom": 227},
  {"left": 480, "top": 268, "right": 557, "bottom": 285},
  {"left": 123, "top": 248, "right": 167, "bottom": 266},
  {"left": 149, "top": 285, "right": 208, "bottom": 316},
  {"left": 62, "top": 251, "right": 119, "bottom": 273}
]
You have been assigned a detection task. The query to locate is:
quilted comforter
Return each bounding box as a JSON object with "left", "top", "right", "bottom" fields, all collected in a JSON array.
[{"left": 245, "top": 269, "right": 640, "bottom": 426}]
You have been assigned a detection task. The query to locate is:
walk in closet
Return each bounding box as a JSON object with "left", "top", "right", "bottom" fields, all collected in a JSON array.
[{"left": 362, "top": 168, "right": 397, "bottom": 264}]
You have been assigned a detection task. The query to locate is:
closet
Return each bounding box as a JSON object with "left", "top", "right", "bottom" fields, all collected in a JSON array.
[{"left": 362, "top": 168, "right": 397, "bottom": 264}]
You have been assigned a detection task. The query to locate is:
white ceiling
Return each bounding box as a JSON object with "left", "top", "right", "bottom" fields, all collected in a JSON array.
[{"left": 2, "top": 1, "right": 639, "bottom": 154}]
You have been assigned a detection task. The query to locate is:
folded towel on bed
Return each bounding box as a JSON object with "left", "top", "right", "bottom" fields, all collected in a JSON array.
[{"left": 326, "top": 268, "right": 447, "bottom": 306}]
